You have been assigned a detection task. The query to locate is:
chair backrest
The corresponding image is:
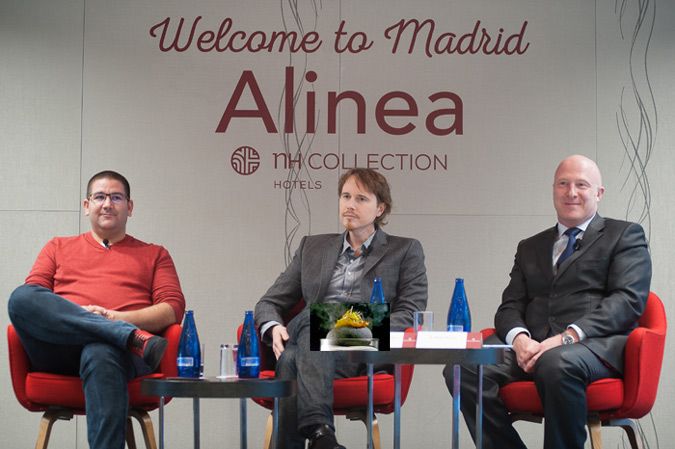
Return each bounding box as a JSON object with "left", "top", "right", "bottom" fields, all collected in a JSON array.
[{"left": 7, "top": 325, "right": 35, "bottom": 411}]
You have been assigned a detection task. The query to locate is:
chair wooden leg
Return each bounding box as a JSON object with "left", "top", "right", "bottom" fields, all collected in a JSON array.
[
  {"left": 262, "top": 413, "right": 273, "bottom": 449},
  {"left": 346, "top": 410, "right": 381, "bottom": 449},
  {"left": 35, "top": 409, "right": 74, "bottom": 449},
  {"left": 126, "top": 417, "right": 138, "bottom": 449},
  {"left": 129, "top": 409, "right": 158, "bottom": 449},
  {"left": 371, "top": 417, "right": 382, "bottom": 449},
  {"left": 587, "top": 416, "right": 602, "bottom": 449}
]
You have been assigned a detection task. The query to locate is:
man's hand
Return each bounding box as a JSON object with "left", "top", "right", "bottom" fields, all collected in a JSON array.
[
  {"left": 512, "top": 333, "right": 541, "bottom": 373},
  {"left": 517, "top": 331, "right": 577, "bottom": 373},
  {"left": 82, "top": 305, "right": 115, "bottom": 320},
  {"left": 83, "top": 303, "right": 175, "bottom": 333},
  {"left": 271, "top": 325, "right": 289, "bottom": 360}
]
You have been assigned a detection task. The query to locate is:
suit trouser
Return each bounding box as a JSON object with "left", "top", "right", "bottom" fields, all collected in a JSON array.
[
  {"left": 442, "top": 334, "right": 619, "bottom": 449},
  {"left": 8, "top": 284, "right": 151, "bottom": 449},
  {"left": 275, "top": 308, "right": 365, "bottom": 449}
]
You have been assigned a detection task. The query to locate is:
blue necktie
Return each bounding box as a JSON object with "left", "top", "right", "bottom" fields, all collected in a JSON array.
[{"left": 557, "top": 227, "right": 582, "bottom": 267}]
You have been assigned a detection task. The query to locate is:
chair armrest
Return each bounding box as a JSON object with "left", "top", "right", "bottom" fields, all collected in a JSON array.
[
  {"left": 618, "top": 325, "right": 666, "bottom": 417},
  {"left": 481, "top": 328, "right": 497, "bottom": 339},
  {"left": 158, "top": 324, "right": 182, "bottom": 377}
]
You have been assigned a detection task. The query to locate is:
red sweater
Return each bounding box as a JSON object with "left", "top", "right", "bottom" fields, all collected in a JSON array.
[{"left": 26, "top": 232, "right": 185, "bottom": 322}]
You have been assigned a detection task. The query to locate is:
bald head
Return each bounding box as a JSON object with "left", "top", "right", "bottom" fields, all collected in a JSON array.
[
  {"left": 554, "top": 155, "right": 603, "bottom": 186},
  {"left": 553, "top": 155, "right": 605, "bottom": 227}
]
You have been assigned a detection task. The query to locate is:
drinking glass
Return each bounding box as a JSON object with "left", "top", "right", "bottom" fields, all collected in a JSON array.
[
  {"left": 199, "top": 343, "right": 205, "bottom": 377},
  {"left": 219, "top": 344, "right": 238, "bottom": 378},
  {"left": 414, "top": 311, "right": 434, "bottom": 334}
]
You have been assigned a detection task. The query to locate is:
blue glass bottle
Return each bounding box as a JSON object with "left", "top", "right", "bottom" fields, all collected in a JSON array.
[
  {"left": 177, "top": 310, "right": 201, "bottom": 378},
  {"left": 370, "top": 277, "right": 385, "bottom": 304},
  {"left": 237, "top": 310, "right": 260, "bottom": 378},
  {"left": 447, "top": 278, "right": 472, "bottom": 332}
]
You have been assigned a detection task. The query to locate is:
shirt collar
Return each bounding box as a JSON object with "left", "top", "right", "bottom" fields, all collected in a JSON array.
[
  {"left": 557, "top": 214, "right": 595, "bottom": 237},
  {"left": 341, "top": 229, "right": 377, "bottom": 255}
]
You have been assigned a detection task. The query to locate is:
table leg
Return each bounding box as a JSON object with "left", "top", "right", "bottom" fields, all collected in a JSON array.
[
  {"left": 272, "top": 398, "right": 279, "bottom": 449},
  {"left": 452, "top": 364, "right": 460, "bottom": 449},
  {"left": 193, "top": 397, "right": 200, "bottom": 449},
  {"left": 367, "top": 363, "right": 374, "bottom": 449},
  {"left": 159, "top": 396, "right": 165, "bottom": 449},
  {"left": 476, "top": 364, "right": 484, "bottom": 449},
  {"left": 240, "top": 398, "right": 247, "bottom": 449},
  {"left": 394, "top": 364, "right": 402, "bottom": 449}
]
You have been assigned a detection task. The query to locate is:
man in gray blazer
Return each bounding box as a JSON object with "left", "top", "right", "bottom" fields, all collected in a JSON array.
[
  {"left": 256, "top": 168, "right": 428, "bottom": 449},
  {"left": 443, "top": 155, "right": 651, "bottom": 449}
]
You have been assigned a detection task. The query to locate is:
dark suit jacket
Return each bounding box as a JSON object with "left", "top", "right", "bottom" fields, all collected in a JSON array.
[
  {"left": 495, "top": 215, "right": 651, "bottom": 372},
  {"left": 255, "top": 228, "right": 428, "bottom": 332}
]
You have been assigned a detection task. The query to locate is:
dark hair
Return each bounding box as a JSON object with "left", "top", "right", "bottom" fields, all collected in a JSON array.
[
  {"left": 338, "top": 168, "right": 392, "bottom": 226},
  {"left": 86, "top": 170, "right": 131, "bottom": 198}
]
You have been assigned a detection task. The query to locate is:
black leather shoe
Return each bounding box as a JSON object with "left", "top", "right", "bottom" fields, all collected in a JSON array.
[{"left": 307, "top": 424, "right": 346, "bottom": 449}]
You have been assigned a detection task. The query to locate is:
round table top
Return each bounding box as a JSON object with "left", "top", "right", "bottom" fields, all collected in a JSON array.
[
  {"left": 345, "top": 346, "right": 506, "bottom": 365},
  {"left": 141, "top": 377, "right": 296, "bottom": 398}
]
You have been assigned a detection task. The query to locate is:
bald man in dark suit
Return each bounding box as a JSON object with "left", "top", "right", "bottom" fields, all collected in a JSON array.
[{"left": 444, "top": 155, "right": 651, "bottom": 449}]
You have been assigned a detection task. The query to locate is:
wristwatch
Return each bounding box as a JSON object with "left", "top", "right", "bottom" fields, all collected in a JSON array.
[{"left": 561, "top": 331, "right": 575, "bottom": 345}]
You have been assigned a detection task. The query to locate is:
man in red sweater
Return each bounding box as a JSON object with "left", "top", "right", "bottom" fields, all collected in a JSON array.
[{"left": 8, "top": 170, "right": 185, "bottom": 449}]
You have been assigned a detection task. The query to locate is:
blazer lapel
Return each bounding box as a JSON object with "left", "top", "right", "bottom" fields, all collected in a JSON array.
[
  {"left": 314, "top": 234, "right": 344, "bottom": 302},
  {"left": 539, "top": 226, "right": 557, "bottom": 283},
  {"left": 556, "top": 215, "right": 605, "bottom": 277}
]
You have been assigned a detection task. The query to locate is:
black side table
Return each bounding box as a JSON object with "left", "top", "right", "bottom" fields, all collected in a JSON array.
[
  {"left": 142, "top": 377, "right": 296, "bottom": 449},
  {"left": 347, "top": 347, "right": 506, "bottom": 449}
]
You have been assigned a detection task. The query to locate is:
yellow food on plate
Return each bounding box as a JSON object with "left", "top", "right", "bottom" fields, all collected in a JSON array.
[{"left": 334, "top": 307, "right": 370, "bottom": 328}]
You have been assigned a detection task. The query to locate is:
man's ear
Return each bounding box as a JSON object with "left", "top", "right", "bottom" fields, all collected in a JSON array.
[{"left": 596, "top": 186, "right": 605, "bottom": 202}]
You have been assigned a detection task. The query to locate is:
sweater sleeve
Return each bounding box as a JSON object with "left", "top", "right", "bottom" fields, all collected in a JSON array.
[
  {"left": 152, "top": 247, "right": 186, "bottom": 324},
  {"left": 25, "top": 239, "right": 58, "bottom": 290}
]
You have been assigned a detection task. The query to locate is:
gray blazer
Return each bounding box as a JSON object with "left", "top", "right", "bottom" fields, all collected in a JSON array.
[
  {"left": 495, "top": 215, "right": 652, "bottom": 372},
  {"left": 255, "top": 228, "right": 428, "bottom": 331}
]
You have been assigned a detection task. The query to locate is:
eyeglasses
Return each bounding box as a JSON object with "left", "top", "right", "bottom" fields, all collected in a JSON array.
[{"left": 88, "top": 192, "right": 128, "bottom": 205}]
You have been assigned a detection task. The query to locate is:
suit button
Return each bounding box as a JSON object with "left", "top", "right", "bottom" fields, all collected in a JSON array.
[{"left": 550, "top": 317, "right": 556, "bottom": 322}]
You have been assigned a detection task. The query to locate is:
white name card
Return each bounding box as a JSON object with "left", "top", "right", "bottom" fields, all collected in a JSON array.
[
  {"left": 416, "top": 331, "right": 468, "bottom": 349},
  {"left": 390, "top": 332, "right": 404, "bottom": 349}
]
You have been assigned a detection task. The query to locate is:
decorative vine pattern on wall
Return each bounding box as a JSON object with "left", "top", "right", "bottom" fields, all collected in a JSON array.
[
  {"left": 280, "top": 0, "right": 322, "bottom": 267},
  {"left": 615, "top": 0, "right": 657, "bottom": 241},
  {"left": 615, "top": 1, "right": 659, "bottom": 448}
]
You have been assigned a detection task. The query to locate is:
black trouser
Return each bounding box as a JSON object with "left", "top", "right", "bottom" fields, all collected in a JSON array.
[
  {"left": 276, "top": 308, "right": 366, "bottom": 449},
  {"left": 442, "top": 334, "right": 619, "bottom": 449}
]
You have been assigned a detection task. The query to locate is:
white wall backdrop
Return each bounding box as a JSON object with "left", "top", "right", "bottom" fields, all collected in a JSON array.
[{"left": 1, "top": 1, "right": 673, "bottom": 448}]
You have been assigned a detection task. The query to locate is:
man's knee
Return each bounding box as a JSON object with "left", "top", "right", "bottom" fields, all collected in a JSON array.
[
  {"left": 534, "top": 348, "right": 582, "bottom": 385},
  {"left": 8, "top": 284, "right": 41, "bottom": 320}
]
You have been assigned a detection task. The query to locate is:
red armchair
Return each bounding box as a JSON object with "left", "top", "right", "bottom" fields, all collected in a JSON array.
[
  {"left": 237, "top": 301, "right": 415, "bottom": 449},
  {"left": 7, "top": 324, "right": 182, "bottom": 449},
  {"left": 482, "top": 291, "right": 666, "bottom": 449}
]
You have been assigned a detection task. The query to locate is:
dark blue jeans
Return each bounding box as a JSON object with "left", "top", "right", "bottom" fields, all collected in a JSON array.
[{"left": 8, "top": 284, "right": 152, "bottom": 449}]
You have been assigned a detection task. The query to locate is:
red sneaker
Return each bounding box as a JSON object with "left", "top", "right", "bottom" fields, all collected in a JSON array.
[{"left": 129, "top": 330, "right": 167, "bottom": 371}]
